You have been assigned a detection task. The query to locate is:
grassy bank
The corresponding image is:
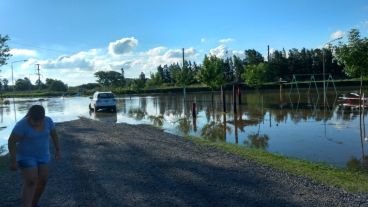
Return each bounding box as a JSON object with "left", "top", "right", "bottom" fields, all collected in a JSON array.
[
  {"left": 1, "top": 90, "right": 75, "bottom": 98},
  {"left": 186, "top": 136, "right": 368, "bottom": 193},
  {"left": 2, "top": 78, "right": 368, "bottom": 98}
]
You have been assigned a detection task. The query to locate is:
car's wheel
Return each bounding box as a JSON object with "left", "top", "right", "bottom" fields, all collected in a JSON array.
[{"left": 94, "top": 105, "right": 98, "bottom": 112}]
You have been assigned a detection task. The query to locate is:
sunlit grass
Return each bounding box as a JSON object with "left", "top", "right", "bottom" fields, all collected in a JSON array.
[{"left": 186, "top": 136, "right": 368, "bottom": 192}]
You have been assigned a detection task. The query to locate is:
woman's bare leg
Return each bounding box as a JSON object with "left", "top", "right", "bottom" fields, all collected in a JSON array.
[
  {"left": 21, "top": 168, "right": 38, "bottom": 207},
  {"left": 32, "top": 164, "right": 49, "bottom": 206}
]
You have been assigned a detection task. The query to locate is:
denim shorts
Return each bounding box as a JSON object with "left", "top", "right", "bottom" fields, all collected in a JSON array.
[{"left": 17, "top": 158, "right": 49, "bottom": 169}]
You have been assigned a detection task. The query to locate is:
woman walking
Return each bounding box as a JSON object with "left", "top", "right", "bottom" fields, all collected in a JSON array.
[{"left": 8, "top": 105, "right": 61, "bottom": 207}]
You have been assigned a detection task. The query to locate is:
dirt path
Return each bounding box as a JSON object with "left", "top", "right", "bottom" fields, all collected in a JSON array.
[{"left": 1, "top": 118, "right": 367, "bottom": 207}]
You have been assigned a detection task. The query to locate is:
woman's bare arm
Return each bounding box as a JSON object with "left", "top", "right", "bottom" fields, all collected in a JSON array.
[
  {"left": 8, "top": 133, "right": 20, "bottom": 171},
  {"left": 51, "top": 128, "right": 61, "bottom": 159}
]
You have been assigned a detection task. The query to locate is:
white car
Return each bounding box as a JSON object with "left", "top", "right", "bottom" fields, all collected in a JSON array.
[{"left": 89, "top": 91, "right": 117, "bottom": 112}]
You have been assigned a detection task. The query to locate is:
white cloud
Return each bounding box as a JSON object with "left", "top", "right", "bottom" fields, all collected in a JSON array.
[
  {"left": 108, "top": 37, "right": 138, "bottom": 55},
  {"left": 164, "top": 48, "right": 196, "bottom": 59},
  {"left": 10, "top": 36, "right": 203, "bottom": 86},
  {"left": 10, "top": 48, "right": 37, "bottom": 57},
  {"left": 37, "top": 49, "right": 101, "bottom": 71},
  {"left": 269, "top": 48, "right": 276, "bottom": 54},
  {"left": 209, "top": 45, "right": 230, "bottom": 59},
  {"left": 145, "top": 47, "right": 167, "bottom": 56},
  {"left": 330, "top": 30, "right": 344, "bottom": 40},
  {"left": 209, "top": 45, "right": 245, "bottom": 59},
  {"left": 200, "top": 38, "right": 206, "bottom": 43},
  {"left": 219, "top": 38, "right": 235, "bottom": 44}
]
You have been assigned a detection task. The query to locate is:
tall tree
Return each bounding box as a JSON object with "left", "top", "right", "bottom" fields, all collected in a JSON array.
[
  {"left": 223, "top": 57, "right": 234, "bottom": 82},
  {"left": 269, "top": 50, "right": 288, "bottom": 79},
  {"left": 312, "top": 48, "right": 323, "bottom": 75},
  {"left": 0, "top": 35, "right": 12, "bottom": 67},
  {"left": 157, "top": 65, "right": 164, "bottom": 82},
  {"left": 162, "top": 64, "right": 171, "bottom": 83},
  {"left": 45, "top": 78, "right": 68, "bottom": 91},
  {"left": 139, "top": 72, "right": 146, "bottom": 83},
  {"left": 244, "top": 49, "right": 264, "bottom": 65},
  {"left": 191, "top": 61, "right": 201, "bottom": 84},
  {"left": 173, "top": 61, "right": 194, "bottom": 87},
  {"left": 242, "top": 63, "right": 270, "bottom": 88},
  {"left": 15, "top": 77, "right": 33, "bottom": 91},
  {"left": 94, "top": 70, "right": 124, "bottom": 87},
  {"left": 233, "top": 55, "right": 244, "bottom": 82},
  {"left": 335, "top": 29, "right": 368, "bottom": 78},
  {"left": 2, "top": 79, "right": 8, "bottom": 90},
  {"left": 120, "top": 67, "right": 126, "bottom": 86},
  {"left": 197, "top": 55, "right": 225, "bottom": 90},
  {"left": 287, "top": 48, "right": 303, "bottom": 76}
]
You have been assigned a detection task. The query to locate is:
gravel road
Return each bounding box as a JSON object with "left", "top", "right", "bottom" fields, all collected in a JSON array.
[{"left": 1, "top": 117, "right": 368, "bottom": 207}]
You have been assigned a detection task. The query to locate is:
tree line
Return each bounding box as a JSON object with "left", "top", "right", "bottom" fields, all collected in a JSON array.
[
  {"left": 0, "top": 77, "right": 68, "bottom": 92},
  {"left": 94, "top": 30, "right": 367, "bottom": 91},
  {"left": 94, "top": 46, "right": 346, "bottom": 90}
]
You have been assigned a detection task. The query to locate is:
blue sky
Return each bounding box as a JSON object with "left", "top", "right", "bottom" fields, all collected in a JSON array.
[{"left": 1, "top": 0, "right": 367, "bottom": 86}]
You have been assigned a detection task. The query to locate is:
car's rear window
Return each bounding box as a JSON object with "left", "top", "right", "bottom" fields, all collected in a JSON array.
[{"left": 98, "top": 93, "right": 114, "bottom": 99}]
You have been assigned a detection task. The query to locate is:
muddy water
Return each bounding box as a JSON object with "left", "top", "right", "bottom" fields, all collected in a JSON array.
[{"left": 1, "top": 89, "right": 367, "bottom": 168}]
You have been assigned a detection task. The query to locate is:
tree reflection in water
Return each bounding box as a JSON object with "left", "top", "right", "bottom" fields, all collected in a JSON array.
[
  {"left": 201, "top": 121, "right": 231, "bottom": 142},
  {"left": 244, "top": 133, "right": 270, "bottom": 150},
  {"left": 128, "top": 108, "right": 146, "bottom": 120},
  {"left": 148, "top": 115, "right": 164, "bottom": 128},
  {"left": 346, "top": 156, "right": 368, "bottom": 171}
]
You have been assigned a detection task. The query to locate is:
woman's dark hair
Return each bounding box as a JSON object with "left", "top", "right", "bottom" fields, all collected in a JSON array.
[{"left": 27, "top": 105, "right": 45, "bottom": 121}]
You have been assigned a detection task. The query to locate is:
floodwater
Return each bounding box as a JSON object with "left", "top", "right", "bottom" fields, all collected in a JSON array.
[{"left": 1, "top": 88, "right": 368, "bottom": 169}]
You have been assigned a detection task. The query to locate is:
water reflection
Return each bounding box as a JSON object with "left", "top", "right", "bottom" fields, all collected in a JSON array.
[
  {"left": 201, "top": 120, "right": 231, "bottom": 143},
  {"left": 47, "top": 98, "right": 65, "bottom": 113},
  {"left": 1, "top": 90, "right": 368, "bottom": 168},
  {"left": 176, "top": 117, "right": 193, "bottom": 136},
  {"left": 89, "top": 111, "right": 117, "bottom": 123},
  {"left": 346, "top": 156, "right": 368, "bottom": 171},
  {"left": 244, "top": 133, "right": 270, "bottom": 150},
  {"left": 128, "top": 108, "right": 146, "bottom": 120}
]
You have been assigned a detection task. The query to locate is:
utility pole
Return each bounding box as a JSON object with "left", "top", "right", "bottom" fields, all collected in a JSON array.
[
  {"left": 267, "top": 45, "right": 270, "bottom": 62},
  {"left": 36, "top": 64, "right": 41, "bottom": 89}
]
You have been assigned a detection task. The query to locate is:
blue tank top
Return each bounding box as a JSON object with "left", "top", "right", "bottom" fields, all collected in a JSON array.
[{"left": 11, "top": 116, "right": 55, "bottom": 161}]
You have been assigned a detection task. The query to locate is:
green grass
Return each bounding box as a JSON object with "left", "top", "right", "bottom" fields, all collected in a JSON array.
[
  {"left": 1, "top": 90, "right": 72, "bottom": 98},
  {"left": 186, "top": 136, "right": 368, "bottom": 193}
]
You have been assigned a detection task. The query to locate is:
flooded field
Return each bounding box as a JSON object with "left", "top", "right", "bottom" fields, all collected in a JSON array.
[{"left": 1, "top": 89, "right": 367, "bottom": 168}]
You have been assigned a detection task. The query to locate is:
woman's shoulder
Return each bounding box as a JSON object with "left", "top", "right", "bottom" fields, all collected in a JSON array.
[
  {"left": 45, "top": 116, "right": 55, "bottom": 127},
  {"left": 45, "top": 116, "right": 54, "bottom": 123},
  {"left": 16, "top": 117, "right": 28, "bottom": 126},
  {"left": 12, "top": 117, "right": 28, "bottom": 133}
]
